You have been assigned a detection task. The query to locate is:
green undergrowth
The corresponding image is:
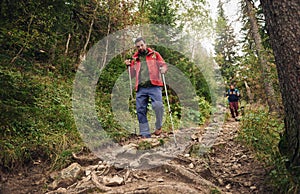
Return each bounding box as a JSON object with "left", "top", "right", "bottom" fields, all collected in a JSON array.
[
  {"left": 0, "top": 65, "right": 83, "bottom": 171},
  {"left": 238, "top": 105, "right": 298, "bottom": 193}
]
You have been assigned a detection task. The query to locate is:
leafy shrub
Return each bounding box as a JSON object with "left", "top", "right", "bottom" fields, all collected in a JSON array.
[
  {"left": 0, "top": 67, "right": 82, "bottom": 170},
  {"left": 239, "top": 106, "right": 298, "bottom": 193}
]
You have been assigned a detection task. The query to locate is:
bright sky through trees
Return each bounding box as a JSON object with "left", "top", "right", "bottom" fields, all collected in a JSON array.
[
  {"left": 201, "top": 0, "right": 242, "bottom": 54},
  {"left": 208, "top": 0, "right": 242, "bottom": 35}
]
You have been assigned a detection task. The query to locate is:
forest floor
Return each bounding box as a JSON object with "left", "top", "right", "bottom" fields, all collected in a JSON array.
[{"left": 0, "top": 119, "right": 273, "bottom": 194}]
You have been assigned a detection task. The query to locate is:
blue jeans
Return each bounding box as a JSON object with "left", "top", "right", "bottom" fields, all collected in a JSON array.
[{"left": 136, "top": 86, "right": 164, "bottom": 137}]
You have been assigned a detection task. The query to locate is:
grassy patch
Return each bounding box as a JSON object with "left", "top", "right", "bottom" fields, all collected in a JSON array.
[{"left": 238, "top": 105, "right": 298, "bottom": 193}]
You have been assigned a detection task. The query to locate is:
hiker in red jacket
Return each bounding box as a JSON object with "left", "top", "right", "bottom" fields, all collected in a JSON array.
[{"left": 125, "top": 37, "right": 168, "bottom": 138}]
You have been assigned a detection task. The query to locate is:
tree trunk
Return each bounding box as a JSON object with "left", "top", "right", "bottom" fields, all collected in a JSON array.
[
  {"left": 244, "top": 80, "right": 253, "bottom": 104},
  {"left": 65, "top": 33, "right": 71, "bottom": 56},
  {"left": 245, "top": 0, "right": 279, "bottom": 112},
  {"left": 101, "top": 19, "right": 111, "bottom": 71},
  {"left": 79, "top": 2, "right": 99, "bottom": 64},
  {"left": 260, "top": 0, "right": 300, "bottom": 182}
]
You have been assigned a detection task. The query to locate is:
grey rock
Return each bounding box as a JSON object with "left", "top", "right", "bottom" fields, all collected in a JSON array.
[
  {"left": 48, "top": 163, "right": 83, "bottom": 190},
  {"left": 103, "top": 175, "right": 124, "bottom": 186}
]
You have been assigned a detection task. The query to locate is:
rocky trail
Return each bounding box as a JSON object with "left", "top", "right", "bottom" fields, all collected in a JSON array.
[{"left": 0, "top": 120, "right": 272, "bottom": 194}]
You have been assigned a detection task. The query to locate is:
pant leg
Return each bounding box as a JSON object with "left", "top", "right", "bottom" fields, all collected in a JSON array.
[
  {"left": 234, "top": 102, "right": 239, "bottom": 116},
  {"left": 136, "top": 87, "right": 150, "bottom": 137},
  {"left": 229, "top": 102, "right": 235, "bottom": 118},
  {"left": 148, "top": 86, "right": 164, "bottom": 130}
]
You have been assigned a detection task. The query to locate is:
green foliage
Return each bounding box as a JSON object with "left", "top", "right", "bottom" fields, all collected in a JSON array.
[
  {"left": 179, "top": 0, "right": 212, "bottom": 42},
  {"left": 147, "top": 0, "right": 177, "bottom": 26},
  {"left": 214, "top": 0, "right": 239, "bottom": 83},
  {"left": 210, "top": 187, "right": 221, "bottom": 194},
  {"left": 153, "top": 46, "right": 211, "bottom": 100},
  {"left": 0, "top": 68, "right": 41, "bottom": 129},
  {"left": 158, "top": 138, "right": 165, "bottom": 145},
  {"left": 198, "top": 96, "right": 211, "bottom": 124},
  {"left": 0, "top": 66, "right": 82, "bottom": 170},
  {"left": 138, "top": 141, "right": 153, "bottom": 150},
  {"left": 238, "top": 0, "right": 281, "bottom": 105},
  {"left": 0, "top": 0, "right": 137, "bottom": 72},
  {"left": 239, "top": 107, "right": 282, "bottom": 160},
  {"left": 239, "top": 106, "right": 298, "bottom": 193},
  {"left": 1, "top": 0, "right": 73, "bottom": 61},
  {"left": 137, "top": 139, "right": 164, "bottom": 150},
  {"left": 95, "top": 93, "right": 130, "bottom": 142}
]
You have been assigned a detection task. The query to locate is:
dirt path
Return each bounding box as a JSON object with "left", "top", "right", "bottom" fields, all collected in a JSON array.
[
  {"left": 202, "top": 120, "right": 272, "bottom": 193},
  {"left": 0, "top": 120, "right": 272, "bottom": 194}
]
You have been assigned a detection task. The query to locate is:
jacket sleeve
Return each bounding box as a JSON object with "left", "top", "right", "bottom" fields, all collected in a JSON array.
[
  {"left": 155, "top": 52, "right": 168, "bottom": 72},
  {"left": 128, "top": 59, "right": 136, "bottom": 78},
  {"left": 225, "top": 90, "right": 229, "bottom": 97},
  {"left": 236, "top": 89, "right": 240, "bottom": 97}
]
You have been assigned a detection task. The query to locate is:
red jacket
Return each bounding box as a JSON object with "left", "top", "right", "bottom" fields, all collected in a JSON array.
[{"left": 129, "top": 48, "right": 167, "bottom": 91}]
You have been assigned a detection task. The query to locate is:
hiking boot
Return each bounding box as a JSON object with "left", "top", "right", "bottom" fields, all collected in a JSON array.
[
  {"left": 140, "top": 134, "right": 151, "bottom": 138},
  {"left": 153, "top": 128, "right": 162, "bottom": 136}
]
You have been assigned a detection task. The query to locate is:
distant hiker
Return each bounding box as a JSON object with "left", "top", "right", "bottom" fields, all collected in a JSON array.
[
  {"left": 125, "top": 37, "right": 168, "bottom": 138},
  {"left": 226, "top": 83, "right": 240, "bottom": 120}
]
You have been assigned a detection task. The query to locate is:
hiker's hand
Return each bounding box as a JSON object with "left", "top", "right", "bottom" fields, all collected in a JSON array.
[
  {"left": 160, "top": 66, "right": 167, "bottom": 74},
  {"left": 125, "top": 59, "right": 131, "bottom": 66}
]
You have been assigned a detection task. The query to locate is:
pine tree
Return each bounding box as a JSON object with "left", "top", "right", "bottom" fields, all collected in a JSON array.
[
  {"left": 147, "top": 0, "right": 176, "bottom": 26},
  {"left": 214, "top": 0, "right": 239, "bottom": 83}
]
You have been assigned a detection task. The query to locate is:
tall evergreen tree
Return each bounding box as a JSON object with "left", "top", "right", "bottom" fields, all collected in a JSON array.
[
  {"left": 147, "top": 0, "right": 176, "bottom": 26},
  {"left": 214, "top": 0, "right": 239, "bottom": 83}
]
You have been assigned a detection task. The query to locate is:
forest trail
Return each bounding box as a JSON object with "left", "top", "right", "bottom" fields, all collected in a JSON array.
[{"left": 0, "top": 120, "right": 272, "bottom": 194}]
